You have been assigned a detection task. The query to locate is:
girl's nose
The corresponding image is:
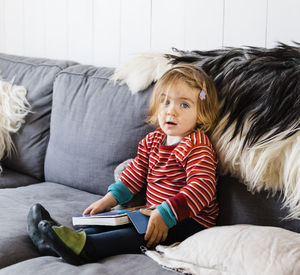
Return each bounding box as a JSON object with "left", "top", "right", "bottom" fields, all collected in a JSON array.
[{"left": 166, "top": 104, "right": 177, "bottom": 116}]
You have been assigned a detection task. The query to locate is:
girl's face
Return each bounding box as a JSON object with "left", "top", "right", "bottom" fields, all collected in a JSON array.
[{"left": 158, "top": 81, "right": 198, "bottom": 145}]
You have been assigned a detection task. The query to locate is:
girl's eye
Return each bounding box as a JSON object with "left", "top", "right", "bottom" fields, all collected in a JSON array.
[
  {"left": 164, "top": 99, "right": 170, "bottom": 106},
  {"left": 181, "top": 103, "right": 189, "bottom": 109}
]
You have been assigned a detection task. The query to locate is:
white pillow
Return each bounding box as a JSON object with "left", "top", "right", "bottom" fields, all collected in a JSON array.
[
  {"left": 0, "top": 78, "right": 30, "bottom": 172},
  {"left": 145, "top": 224, "right": 300, "bottom": 275}
]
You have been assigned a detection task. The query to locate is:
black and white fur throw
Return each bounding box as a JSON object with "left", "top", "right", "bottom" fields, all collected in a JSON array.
[{"left": 112, "top": 43, "right": 300, "bottom": 219}]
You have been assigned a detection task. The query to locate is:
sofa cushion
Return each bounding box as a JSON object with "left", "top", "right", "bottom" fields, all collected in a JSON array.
[
  {"left": 0, "top": 167, "right": 39, "bottom": 188},
  {"left": 0, "top": 182, "right": 100, "bottom": 268},
  {"left": 0, "top": 53, "right": 77, "bottom": 180},
  {"left": 44, "top": 65, "right": 154, "bottom": 195},
  {"left": 145, "top": 224, "right": 300, "bottom": 275},
  {"left": 217, "top": 175, "right": 300, "bottom": 233},
  {"left": 0, "top": 254, "right": 173, "bottom": 275}
]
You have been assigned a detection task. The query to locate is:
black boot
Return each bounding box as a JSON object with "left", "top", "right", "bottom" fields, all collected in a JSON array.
[
  {"left": 27, "top": 203, "right": 60, "bottom": 256},
  {"left": 38, "top": 220, "right": 91, "bottom": 266}
]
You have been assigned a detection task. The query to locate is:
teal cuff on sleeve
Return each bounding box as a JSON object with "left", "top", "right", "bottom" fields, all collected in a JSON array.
[
  {"left": 107, "top": 180, "right": 134, "bottom": 205},
  {"left": 157, "top": 201, "right": 177, "bottom": 228}
]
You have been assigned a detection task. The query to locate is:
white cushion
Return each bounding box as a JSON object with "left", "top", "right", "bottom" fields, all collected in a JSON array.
[{"left": 145, "top": 224, "right": 300, "bottom": 275}]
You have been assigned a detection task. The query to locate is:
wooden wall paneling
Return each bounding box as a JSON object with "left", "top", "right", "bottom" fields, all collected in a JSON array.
[
  {"left": 223, "top": 0, "right": 268, "bottom": 47},
  {"left": 4, "top": 0, "right": 24, "bottom": 55},
  {"left": 45, "top": 0, "right": 68, "bottom": 60},
  {"left": 0, "top": 1, "right": 4, "bottom": 52},
  {"left": 0, "top": 0, "right": 5, "bottom": 52},
  {"left": 119, "top": 0, "right": 151, "bottom": 63},
  {"left": 67, "top": 0, "right": 93, "bottom": 64},
  {"left": 93, "top": 0, "right": 121, "bottom": 67},
  {"left": 185, "top": 0, "right": 224, "bottom": 51},
  {"left": 151, "top": 0, "right": 185, "bottom": 51},
  {"left": 23, "top": 0, "right": 45, "bottom": 58},
  {"left": 2, "top": 0, "right": 300, "bottom": 66},
  {"left": 266, "top": 0, "right": 300, "bottom": 47}
]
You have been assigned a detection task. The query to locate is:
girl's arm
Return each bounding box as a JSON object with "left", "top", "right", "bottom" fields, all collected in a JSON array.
[
  {"left": 140, "top": 208, "right": 169, "bottom": 247},
  {"left": 140, "top": 143, "right": 217, "bottom": 247},
  {"left": 168, "top": 144, "right": 217, "bottom": 222},
  {"left": 82, "top": 192, "right": 118, "bottom": 215},
  {"left": 119, "top": 135, "right": 151, "bottom": 194},
  {"left": 83, "top": 133, "right": 153, "bottom": 216}
]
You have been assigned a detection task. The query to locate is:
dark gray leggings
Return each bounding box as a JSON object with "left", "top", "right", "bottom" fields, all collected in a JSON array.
[{"left": 83, "top": 218, "right": 206, "bottom": 261}]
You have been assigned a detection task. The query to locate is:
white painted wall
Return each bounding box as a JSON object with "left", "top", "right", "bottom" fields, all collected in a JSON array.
[{"left": 0, "top": 0, "right": 299, "bottom": 67}]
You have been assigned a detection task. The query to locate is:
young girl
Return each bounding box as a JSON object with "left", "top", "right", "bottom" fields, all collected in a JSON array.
[{"left": 27, "top": 64, "right": 219, "bottom": 265}]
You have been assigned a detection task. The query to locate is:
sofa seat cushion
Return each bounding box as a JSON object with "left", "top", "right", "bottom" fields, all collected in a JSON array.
[
  {"left": 0, "top": 167, "right": 39, "bottom": 188},
  {"left": 0, "top": 182, "right": 100, "bottom": 268},
  {"left": 0, "top": 254, "right": 173, "bottom": 275},
  {"left": 0, "top": 53, "right": 77, "bottom": 180},
  {"left": 45, "top": 65, "right": 154, "bottom": 195}
]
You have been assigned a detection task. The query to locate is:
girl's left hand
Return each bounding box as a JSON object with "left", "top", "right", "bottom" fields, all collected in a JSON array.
[{"left": 140, "top": 208, "right": 169, "bottom": 247}]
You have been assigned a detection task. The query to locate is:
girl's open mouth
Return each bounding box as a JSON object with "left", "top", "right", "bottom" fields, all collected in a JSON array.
[{"left": 166, "top": 121, "right": 177, "bottom": 125}]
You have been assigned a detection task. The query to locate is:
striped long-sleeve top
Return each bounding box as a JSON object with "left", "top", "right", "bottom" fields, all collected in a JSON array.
[{"left": 120, "top": 128, "right": 218, "bottom": 227}]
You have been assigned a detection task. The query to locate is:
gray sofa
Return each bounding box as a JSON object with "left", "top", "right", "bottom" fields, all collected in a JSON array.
[{"left": 0, "top": 53, "right": 299, "bottom": 274}]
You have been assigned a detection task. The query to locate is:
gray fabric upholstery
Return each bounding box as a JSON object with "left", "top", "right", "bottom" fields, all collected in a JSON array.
[
  {"left": 217, "top": 175, "right": 300, "bottom": 233},
  {"left": 0, "top": 182, "right": 170, "bottom": 274},
  {"left": 0, "top": 53, "right": 77, "bottom": 180},
  {"left": 0, "top": 167, "right": 39, "bottom": 188},
  {"left": 0, "top": 182, "right": 100, "bottom": 268},
  {"left": 0, "top": 254, "right": 176, "bottom": 275},
  {"left": 44, "top": 65, "right": 154, "bottom": 195},
  {"left": 0, "top": 254, "right": 173, "bottom": 275}
]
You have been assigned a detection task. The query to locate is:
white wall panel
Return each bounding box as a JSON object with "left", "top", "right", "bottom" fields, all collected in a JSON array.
[
  {"left": 23, "top": 0, "right": 45, "bottom": 57},
  {"left": 223, "top": 0, "right": 268, "bottom": 47},
  {"left": 151, "top": 0, "right": 185, "bottom": 51},
  {"left": 185, "top": 0, "right": 224, "bottom": 51},
  {"left": 4, "top": 0, "right": 24, "bottom": 55},
  {"left": 93, "top": 0, "right": 121, "bottom": 67},
  {"left": 0, "top": 0, "right": 5, "bottom": 52},
  {"left": 67, "top": 0, "right": 93, "bottom": 64},
  {"left": 267, "top": 0, "right": 300, "bottom": 47},
  {"left": 120, "top": 0, "right": 151, "bottom": 63},
  {"left": 1, "top": 0, "right": 300, "bottom": 66},
  {"left": 45, "top": 0, "right": 68, "bottom": 60}
]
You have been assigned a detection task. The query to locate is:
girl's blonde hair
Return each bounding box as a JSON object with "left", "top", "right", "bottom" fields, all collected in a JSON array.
[{"left": 148, "top": 64, "right": 219, "bottom": 133}]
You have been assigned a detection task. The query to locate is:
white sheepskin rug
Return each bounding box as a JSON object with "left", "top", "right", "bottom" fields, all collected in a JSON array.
[
  {"left": 112, "top": 43, "right": 300, "bottom": 219},
  {"left": 0, "top": 78, "right": 30, "bottom": 173}
]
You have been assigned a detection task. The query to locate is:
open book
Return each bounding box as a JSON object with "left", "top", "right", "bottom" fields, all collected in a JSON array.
[{"left": 72, "top": 206, "right": 147, "bottom": 228}]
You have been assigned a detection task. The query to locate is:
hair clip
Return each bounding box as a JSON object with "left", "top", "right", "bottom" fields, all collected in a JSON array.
[{"left": 199, "top": 90, "right": 206, "bottom": 100}]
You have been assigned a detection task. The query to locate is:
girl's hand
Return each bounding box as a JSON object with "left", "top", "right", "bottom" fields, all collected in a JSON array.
[
  {"left": 83, "top": 192, "right": 117, "bottom": 216},
  {"left": 140, "top": 208, "right": 169, "bottom": 247}
]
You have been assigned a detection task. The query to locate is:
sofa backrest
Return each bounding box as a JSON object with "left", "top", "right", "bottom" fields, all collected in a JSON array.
[
  {"left": 217, "top": 175, "right": 300, "bottom": 233},
  {"left": 0, "top": 53, "right": 77, "bottom": 180},
  {"left": 44, "top": 65, "right": 154, "bottom": 195}
]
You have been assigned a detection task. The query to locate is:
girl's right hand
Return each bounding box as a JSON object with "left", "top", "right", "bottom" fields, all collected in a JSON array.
[{"left": 82, "top": 192, "right": 118, "bottom": 216}]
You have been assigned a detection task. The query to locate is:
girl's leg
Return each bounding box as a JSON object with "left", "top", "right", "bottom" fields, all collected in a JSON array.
[
  {"left": 38, "top": 220, "right": 145, "bottom": 265},
  {"left": 27, "top": 203, "right": 61, "bottom": 256},
  {"left": 82, "top": 218, "right": 205, "bottom": 260},
  {"left": 83, "top": 218, "right": 206, "bottom": 261},
  {"left": 84, "top": 226, "right": 145, "bottom": 260},
  {"left": 82, "top": 224, "right": 129, "bottom": 235},
  {"left": 37, "top": 217, "right": 206, "bottom": 265},
  {"left": 163, "top": 218, "right": 206, "bottom": 245}
]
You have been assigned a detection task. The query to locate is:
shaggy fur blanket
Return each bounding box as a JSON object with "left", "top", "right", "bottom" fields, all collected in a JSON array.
[
  {"left": 0, "top": 78, "right": 30, "bottom": 173},
  {"left": 112, "top": 43, "right": 300, "bottom": 219}
]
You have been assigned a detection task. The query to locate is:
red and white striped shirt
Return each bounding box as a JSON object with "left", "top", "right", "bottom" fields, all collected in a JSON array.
[{"left": 120, "top": 128, "right": 218, "bottom": 227}]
